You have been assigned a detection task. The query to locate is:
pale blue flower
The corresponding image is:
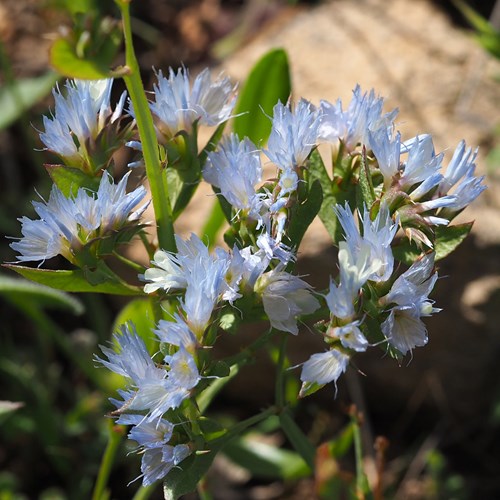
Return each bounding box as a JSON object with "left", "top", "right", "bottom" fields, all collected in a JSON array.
[
  {"left": 319, "top": 85, "right": 398, "bottom": 151},
  {"left": 143, "top": 250, "right": 186, "bottom": 294},
  {"left": 437, "top": 141, "right": 486, "bottom": 211},
  {"left": 325, "top": 242, "right": 380, "bottom": 319},
  {"left": 40, "top": 78, "right": 126, "bottom": 167},
  {"left": 327, "top": 321, "right": 368, "bottom": 352},
  {"left": 154, "top": 314, "right": 198, "bottom": 352},
  {"left": 368, "top": 127, "right": 401, "bottom": 184},
  {"left": 181, "top": 253, "right": 230, "bottom": 335},
  {"left": 149, "top": 67, "right": 236, "bottom": 138},
  {"left": 139, "top": 445, "right": 190, "bottom": 486},
  {"left": 96, "top": 323, "right": 165, "bottom": 386},
  {"left": 399, "top": 135, "right": 443, "bottom": 194},
  {"left": 300, "top": 349, "right": 349, "bottom": 387},
  {"left": 335, "top": 203, "right": 397, "bottom": 283},
  {"left": 11, "top": 172, "right": 148, "bottom": 264},
  {"left": 202, "top": 134, "right": 264, "bottom": 220},
  {"left": 265, "top": 99, "right": 320, "bottom": 170},
  {"left": 256, "top": 270, "right": 320, "bottom": 334},
  {"left": 381, "top": 253, "right": 439, "bottom": 356}
]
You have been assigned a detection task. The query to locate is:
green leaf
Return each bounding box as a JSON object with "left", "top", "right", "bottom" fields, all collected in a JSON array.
[
  {"left": 392, "top": 222, "right": 473, "bottom": 265},
  {"left": 233, "top": 48, "right": 291, "bottom": 145},
  {"left": 4, "top": 265, "right": 142, "bottom": 296},
  {"left": 279, "top": 410, "right": 315, "bottom": 470},
  {"left": 308, "top": 149, "right": 354, "bottom": 245},
  {"left": 288, "top": 179, "right": 323, "bottom": 248},
  {"left": 356, "top": 148, "right": 376, "bottom": 212},
  {"left": 50, "top": 38, "right": 112, "bottom": 79},
  {"left": 434, "top": 222, "right": 473, "bottom": 260},
  {"left": 112, "top": 299, "right": 157, "bottom": 353},
  {"left": 163, "top": 449, "right": 220, "bottom": 500},
  {"left": 0, "top": 72, "right": 59, "bottom": 129},
  {"left": 0, "top": 274, "right": 84, "bottom": 314},
  {"left": 45, "top": 165, "right": 101, "bottom": 197},
  {"left": 200, "top": 198, "right": 228, "bottom": 248},
  {"left": 223, "top": 436, "right": 310, "bottom": 480}
]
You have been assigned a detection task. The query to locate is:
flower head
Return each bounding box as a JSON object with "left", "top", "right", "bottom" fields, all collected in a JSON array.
[
  {"left": 40, "top": 78, "right": 127, "bottom": 172},
  {"left": 202, "top": 134, "right": 264, "bottom": 220},
  {"left": 256, "top": 270, "right": 319, "bottom": 334},
  {"left": 319, "top": 85, "right": 398, "bottom": 152},
  {"left": 149, "top": 67, "right": 235, "bottom": 139},
  {"left": 10, "top": 172, "right": 148, "bottom": 264},
  {"left": 299, "top": 349, "right": 350, "bottom": 395},
  {"left": 265, "top": 99, "right": 320, "bottom": 170},
  {"left": 381, "top": 253, "right": 439, "bottom": 356}
]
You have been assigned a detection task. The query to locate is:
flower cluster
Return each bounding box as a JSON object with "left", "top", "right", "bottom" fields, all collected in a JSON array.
[{"left": 8, "top": 67, "right": 486, "bottom": 488}]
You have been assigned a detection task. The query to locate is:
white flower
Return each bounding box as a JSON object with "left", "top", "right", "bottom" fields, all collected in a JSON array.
[
  {"left": 202, "top": 134, "right": 264, "bottom": 219},
  {"left": 300, "top": 349, "right": 350, "bottom": 387},
  {"left": 319, "top": 85, "right": 398, "bottom": 152},
  {"left": 335, "top": 203, "right": 397, "bottom": 283},
  {"left": 149, "top": 67, "right": 236, "bottom": 139},
  {"left": 96, "top": 323, "right": 164, "bottom": 384},
  {"left": 10, "top": 172, "right": 148, "bottom": 264},
  {"left": 381, "top": 253, "right": 439, "bottom": 356},
  {"left": 40, "top": 78, "right": 126, "bottom": 167},
  {"left": 154, "top": 314, "right": 198, "bottom": 352},
  {"left": 437, "top": 141, "right": 486, "bottom": 211},
  {"left": 327, "top": 321, "right": 368, "bottom": 352},
  {"left": 256, "top": 270, "right": 319, "bottom": 334},
  {"left": 265, "top": 99, "right": 320, "bottom": 170}
]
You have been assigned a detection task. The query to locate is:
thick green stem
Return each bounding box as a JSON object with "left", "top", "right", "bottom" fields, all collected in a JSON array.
[
  {"left": 92, "top": 421, "right": 126, "bottom": 500},
  {"left": 117, "top": 0, "right": 176, "bottom": 252}
]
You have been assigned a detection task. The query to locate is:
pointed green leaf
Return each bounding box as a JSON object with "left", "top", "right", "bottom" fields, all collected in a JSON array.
[
  {"left": 0, "top": 72, "right": 59, "bottom": 129},
  {"left": 356, "top": 147, "right": 376, "bottom": 212},
  {"left": 308, "top": 149, "right": 355, "bottom": 245},
  {"left": 288, "top": 179, "right": 323, "bottom": 248},
  {"left": 279, "top": 410, "right": 315, "bottom": 470},
  {"left": 46, "top": 165, "right": 101, "bottom": 197},
  {"left": 233, "top": 48, "right": 291, "bottom": 144},
  {"left": 4, "top": 265, "right": 142, "bottom": 295},
  {"left": 0, "top": 274, "right": 84, "bottom": 314},
  {"left": 434, "top": 222, "right": 473, "bottom": 260},
  {"left": 50, "top": 38, "right": 112, "bottom": 79},
  {"left": 201, "top": 198, "right": 228, "bottom": 248},
  {"left": 222, "top": 437, "right": 310, "bottom": 480},
  {"left": 112, "top": 299, "right": 157, "bottom": 353},
  {"left": 163, "top": 449, "right": 220, "bottom": 500}
]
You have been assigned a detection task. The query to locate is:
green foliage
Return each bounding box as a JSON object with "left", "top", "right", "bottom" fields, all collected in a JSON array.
[
  {"left": 233, "top": 48, "right": 292, "bottom": 145},
  {"left": 49, "top": 14, "right": 122, "bottom": 79},
  {"left": 392, "top": 222, "right": 473, "bottom": 265},
  {"left": 46, "top": 165, "right": 102, "bottom": 197},
  {"left": 0, "top": 72, "right": 59, "bottom": 130},
  {"left": 222, "top": 435, "right": 310, "bottom": 480},
  {"left": 4, "top": 265, "right": 142, "bottom": 296},
  {"left": 453, "top": 0, "right": 500, "bottom": 59},
  {"left": 112, "top": 299, "right": 158, "bottom": 353},
  {"left": 0, "top": 274, "right": 84, "bottom": 314}
]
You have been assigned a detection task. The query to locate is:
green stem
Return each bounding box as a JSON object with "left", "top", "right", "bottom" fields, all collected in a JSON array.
[
  {"left": 132, "top": 483, "right": 157, "bottom": 500},
  {"left": 92, "top": 421, "right": 126, "bottom": 500},
  {"left": 275, "top": 334, "right": 288, "bottom": 409},
  {"left": 352, "top": 413, "right": 367, "bottom": 499},
  {"left": 117, "top": 0, "right": 176, "bottom": 252},
  {"left": 112, "top": 251, "right": 146, "bottom": 273}
]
